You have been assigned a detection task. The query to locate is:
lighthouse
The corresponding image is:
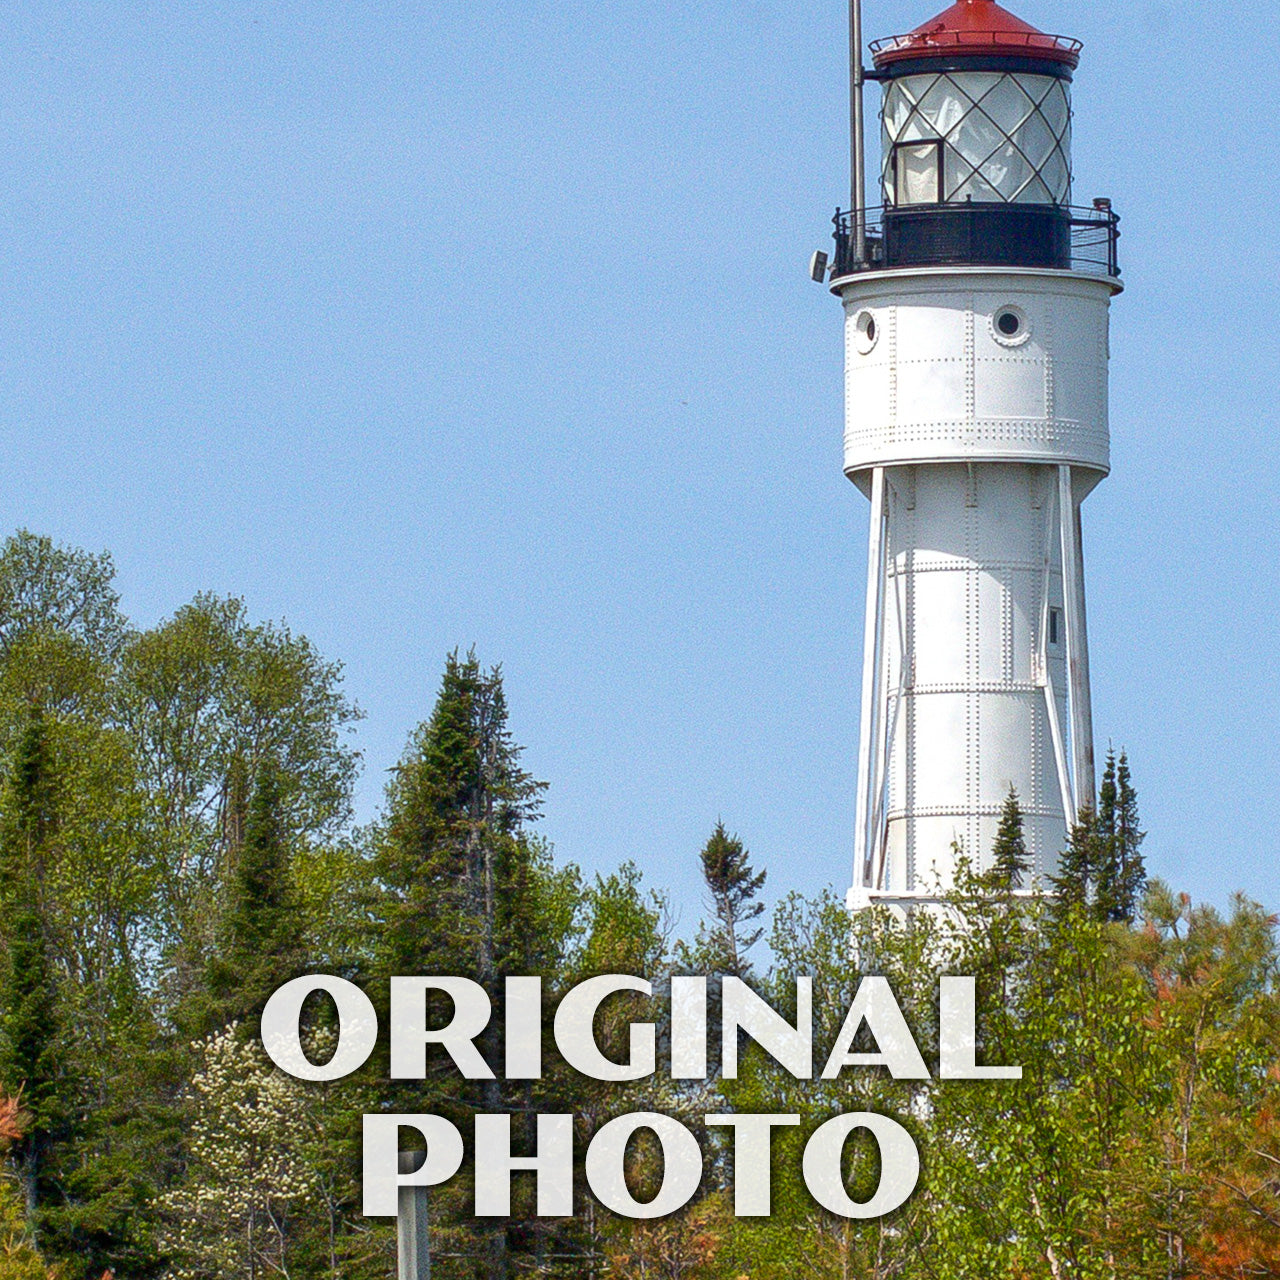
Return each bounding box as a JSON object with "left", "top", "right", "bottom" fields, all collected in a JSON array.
[{"left": 829, "top": 0, "right": 1122, "bottom": 907}]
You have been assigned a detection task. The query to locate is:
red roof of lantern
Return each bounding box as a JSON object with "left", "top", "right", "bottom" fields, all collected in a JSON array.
[{"left": 870, "top": 0, "right": 1081, "bottom": 69}]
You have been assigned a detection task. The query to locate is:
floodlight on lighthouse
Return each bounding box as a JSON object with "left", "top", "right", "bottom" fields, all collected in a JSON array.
[{"left": 826, "top": 0, "right": 1122, "bottom": 910}]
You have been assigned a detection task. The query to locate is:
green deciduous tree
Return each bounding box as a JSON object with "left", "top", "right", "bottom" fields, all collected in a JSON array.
[{"left": 0, "top": 532, "right": 126, "bottom": 665}]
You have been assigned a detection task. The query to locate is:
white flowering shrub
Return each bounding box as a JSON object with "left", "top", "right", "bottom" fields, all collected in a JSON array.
[{"left": 158, "top": 1025, "right": 324, "bottom": 1280}]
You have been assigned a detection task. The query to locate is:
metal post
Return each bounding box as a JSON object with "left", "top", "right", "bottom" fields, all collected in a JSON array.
[
  {"left": 398, "top": 1151, "right": 431, "bottom": 1280},
  {"left": 849, "top": 0, "right": 866, "bottom": 265}
]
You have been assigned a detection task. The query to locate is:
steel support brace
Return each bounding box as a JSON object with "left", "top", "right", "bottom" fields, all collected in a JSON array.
[
  {"left": 871, "top": 535, "right": 909, "bottom": 895},
  {"left": 1057, "top": 465, "right": 1096, "bottom": 817},
  {"left": 854, "top": 467, "right": 888, "bottom": 888},
  {"left": 1038, "top": 480, "right": 1075, "bottom": 826}
]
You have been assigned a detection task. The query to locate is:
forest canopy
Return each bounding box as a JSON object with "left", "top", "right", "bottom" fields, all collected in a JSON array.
[{"left": 0, "top": 529, "right": 1273, "bottom": 1280}]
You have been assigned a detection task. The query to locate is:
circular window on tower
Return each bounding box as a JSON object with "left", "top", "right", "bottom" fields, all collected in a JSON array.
[
  {"left": 991, "top": 305, "right": 1031, "bottom": 348},
  {"left": 853, "top": 309, "right": 879, "bottom": 355}
]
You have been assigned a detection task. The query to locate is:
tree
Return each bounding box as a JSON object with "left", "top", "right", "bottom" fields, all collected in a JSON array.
[
  {"left": 117, "top": 594, "right": 361, "bottom": 944},
  {"left": 569, "top": 863, "right": 674, "bottom": 1276},
  {"left": 191, "top": 759, "right": 308, "bottom": 1040},
  {"left": 988, "top": 788, "right": 1030, "bottom": 892},
  {"left": 708, "top": 888, "right": 937, "bottom": 1280},
  {"left": 158, "top": 1027, "right": 326, "bottom": 1280},
  {"left": 0, "top": 532, "right": 126, "bottom": 665},
  {"left": 370, "top": 650, "right": 570, "bottom": 1280},
  {"left": 1112, "top": 752, "right": 1147, "bottom": 922},
  {"left": 0, "top": 715, "right": 73, "bottom": 1235},
  {"left": 1061, "top": 751, "right": 1147, "bottom": 924},
  {"left": 372, "top": 649, "right": 547, "bottom": 976},
  {"left": 0, "top": 1095, "right": 54, "bottom": 1280},
  {"left": 1049, "top": 806, "right": 1104, "bottom": 914},
  {"left": 697, "top": 822, "right": 766, "bottom": 979},
  {"left": 1093, "top": 749, "right": 1122, "bottom": 921}
]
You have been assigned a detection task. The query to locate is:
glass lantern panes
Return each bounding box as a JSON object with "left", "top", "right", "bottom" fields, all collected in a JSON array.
[{"left": 880, "top": 72, "right": 1072, "bottom": 205}]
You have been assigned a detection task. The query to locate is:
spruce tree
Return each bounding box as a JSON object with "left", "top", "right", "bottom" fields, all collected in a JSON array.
[
  {"left": 371, "top": 651, "right": 551, "bottom": 1280},
  {"left": 1090, "top": 749, "right": 1147, "bottom": 924},
  {"left": 0, "top": 715, "right": 70, "bottom": 1233},
  {"left": 1092, "top": 750, "right": 1122, "bottom": 920},
  {"left": 989, "top": 788, "right": 1030, "bottom": 891},
  {"left": 374, "top": 650, "right": 545, "bottom": 980},
  {"left": 196, "top": 758, "right": 308, "bottom": 1038},
  {"left": 698, "top": 821, "right": 766, "bottom": 977},
  {"left": 1113, "top": 752, "right": 1146, "bottom": 922},
  {"left": 1050, "top": 807, "right": 1105, "bottom": 915}
]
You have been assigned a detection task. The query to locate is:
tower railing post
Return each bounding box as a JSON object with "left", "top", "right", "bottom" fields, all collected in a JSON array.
[{"left": 397, "top": 1151, "right": 431, "bottom": 1280}]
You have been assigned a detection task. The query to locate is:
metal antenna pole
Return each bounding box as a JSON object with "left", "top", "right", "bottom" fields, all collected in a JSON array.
[
  {"left": 398, "top": 1151, "right": 431, "bottom": 1280},
  {"left": 850, "top": 0, "right": 867, "bottom": 265}
]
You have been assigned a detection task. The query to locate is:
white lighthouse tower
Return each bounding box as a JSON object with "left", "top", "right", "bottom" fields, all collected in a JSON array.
[{"left": 831, "top": 0, "right": 1122, "bottom": 907}]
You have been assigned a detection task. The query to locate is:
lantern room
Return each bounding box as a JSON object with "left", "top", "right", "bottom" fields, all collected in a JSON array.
[{"left": 856, "top": 0, "right": 1090, "bottom": 272}]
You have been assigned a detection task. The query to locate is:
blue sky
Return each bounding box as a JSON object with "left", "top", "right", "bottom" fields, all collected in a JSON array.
[{"left": 0, "top": 0, "right": 1275, "bottom": 934}]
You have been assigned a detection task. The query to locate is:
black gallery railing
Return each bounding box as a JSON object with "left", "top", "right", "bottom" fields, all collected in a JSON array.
[{"left": 831, "top": 202, "right": 1120, "bottom": 279}]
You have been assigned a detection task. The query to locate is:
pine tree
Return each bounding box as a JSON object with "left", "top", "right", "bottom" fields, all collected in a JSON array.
[
  {"left": 698, "top": 821, "right": 766, "bottom": 977},
  {"left": 989, "top": 788, "right": 1030, "bottom": 891}
]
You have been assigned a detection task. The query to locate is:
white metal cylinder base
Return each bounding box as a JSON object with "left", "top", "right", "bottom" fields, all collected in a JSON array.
[{"left": 841, "top": 268, "right": 1116, "bottom": 905}]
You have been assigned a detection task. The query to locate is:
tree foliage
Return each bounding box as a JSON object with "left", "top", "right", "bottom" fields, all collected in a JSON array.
[
  {"left": 0, "top": 528, "right": 1270, "bottom": 1280},
  {"left": 988, "top": 787, "right": 1030, "bottom": 891},
  {"left": 695, "top": 821, "right": 766, "bottom": 978}
]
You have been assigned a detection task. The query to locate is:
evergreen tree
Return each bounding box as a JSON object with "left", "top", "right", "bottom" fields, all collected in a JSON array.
[
  {"left": 1113, "top": 752, "right": 1146, "bottom": 921},
  {"left": 373, "top": 649, "right": 546, "bottom": 980},
  {"left": 371, "top": 650, "right": 555, "bottom": 1280},
  {"left": 1093, "top": 749, "right": 1121, "bottom": 920},
  {"left": 989, "top": 788, "right": 1030, "bottom": 891},
  {"left": 1089, "top": 750, "right": 1147, "bottom": 924},
  {"left": 1050, "top": 806, "right": 1105, "bottom": 915},
  {"left": 0, "top": 715, "right": 71, "bottom": 1235},
  {"left": 198, "top": 758, "right": 308, "bottom": 1039},
  {"left": 698, "top": 821, "right": 766, "bottom": 977}
]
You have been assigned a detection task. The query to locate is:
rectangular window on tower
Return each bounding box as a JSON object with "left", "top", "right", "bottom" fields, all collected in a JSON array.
[
  {"left": 893, "top": 140, "right": 944, "bottom": 205},
  {"left": 1049, "top": 607, "right": 1062, "bottom": 646}
]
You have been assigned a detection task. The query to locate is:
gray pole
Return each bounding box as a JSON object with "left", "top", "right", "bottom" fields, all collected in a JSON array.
[
  {"left": 850, "top": 0, "right": 866, "bottom": 265},
  {"left": 397, "top": 1152, "right": 431, "bottom": 1280}
]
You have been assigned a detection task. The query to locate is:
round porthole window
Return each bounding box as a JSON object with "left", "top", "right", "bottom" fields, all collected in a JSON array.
[
  {"left": 853, "top": 309, "right": 878, "bottom": 354},
  {"left": 991, "top": 305, "right": 1030, "bottom": 347}
]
